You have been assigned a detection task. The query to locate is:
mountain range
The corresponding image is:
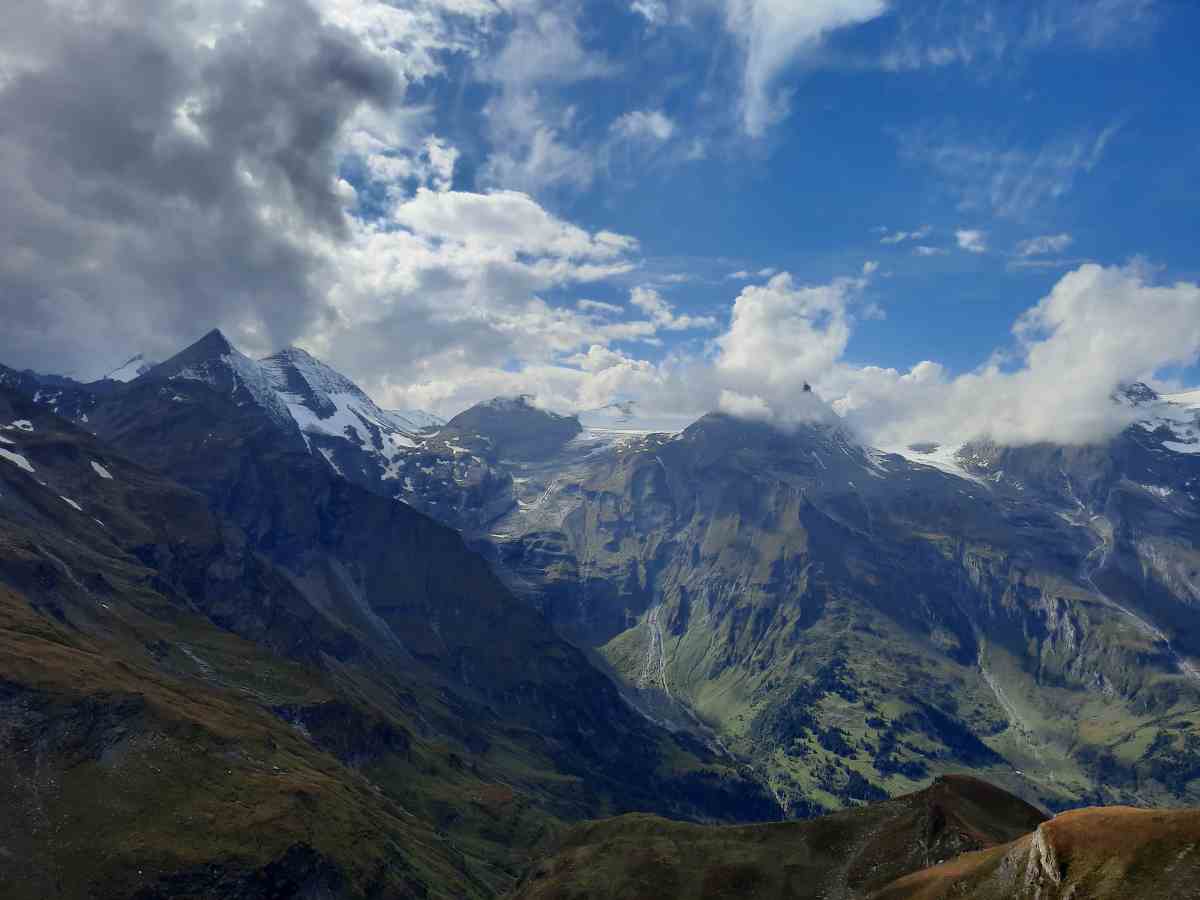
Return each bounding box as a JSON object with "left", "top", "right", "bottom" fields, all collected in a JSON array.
[{"left": 2, "top": 328, "right": 1199, "bottom": 897}]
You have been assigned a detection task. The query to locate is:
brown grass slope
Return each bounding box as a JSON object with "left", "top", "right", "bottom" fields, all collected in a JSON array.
[
  {"left": 509, "top": 775, "right": 1047, "bottom": 900},
  {"left": 874, "top": 805, "right": 1200, "bottom": 900}
]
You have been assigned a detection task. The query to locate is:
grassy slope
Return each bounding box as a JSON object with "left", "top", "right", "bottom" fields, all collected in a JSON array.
[
  {"left": 508, "top": 776, "right": 1047, "bottom": 900},
  {"left": 875, "top": 805, "right": 1200, "bottom": 899}
]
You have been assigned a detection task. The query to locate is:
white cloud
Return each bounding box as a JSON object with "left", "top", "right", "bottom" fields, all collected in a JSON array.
[
  {"left": 899, "top": 124, "right": 1121, "bottom": 220},
  {"left": 714, "top": 272, "right": 862, "bottom": 403},
  {"left": 631, "top": 0, "right": 670, "bottom": 24},
  {"left": 862, "top": 260, "right": 879, "bottom": 275},
  {"left": 475, "top": 3, "right": 616, "bottom": 193},
  {"left": 718, "top": 389, "right": 772, "bottom": 419},
  {"left": 612, "top": 109, "right": 676, "bottom": 142},
  {"left": 630, "top": 286, "right": 718, "bottom": 330},
  {"left": 828, "top": 263, "right": 1200, "bottom": 447},
  {"left": 709, "top": 0, "right": 888, "bottom": 136},
  {"left": 956, "top": 229, "right": 987, "bottom": 253},
  {"left": 1016, "top": 232, "right": 1074, "bottom": 256},
  {"left": 914, "top": 245, "right": 947, "bottom": 256},
  {"left": 879, "top": 225, "right": 931, "bottom": 244},
  {"left": 879, "top": 0, "right": 1160, "bottom": 72},
  {"left": 577, "top": 299, "right": 625, "bottom": 315}
]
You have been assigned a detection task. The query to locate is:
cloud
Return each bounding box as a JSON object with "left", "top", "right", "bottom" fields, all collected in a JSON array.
[
  {"left": 914, "top": 245, "right": 947, "bottom": 256},
  {"left": 475, "top": 2, "right": 616, "bottom": 193},
  {"left": 880, "top": 225, "right": 932, "bottom": 244},
  {"left": 956, "top": 229, "right": 988, "bottom": 253},
  {"left": 899, "top": 123, "right": 1121, "bottom": 220},
  {"left": 1016, "top": 232, "right": 1074, "bottom": 256},
  {"left": 577, "top": 299, "right": 625, "bottom": 315},
  {"left": 629, "top": 286, "right": 718, "bottom": 330},
  {"left": 827, "top": 262, "right": 1200, "bottom": 447},
  {"left": 631, "top": 0, "right": 670, "bottom": 24},
  {"left": 612, "top": 109, "right": 676, "bottom": 142},
  {"left": 714, "top": 272, "right": 863, "bottom": 402},
  {"left": 705, "top": 0, "right": 887, "bottom": 136},
  {"left": 0, "top": 0, "right": 402, "bottom": 376},
  {"left": 880, "top": 0, "right": 1160, "bottom": 72}
]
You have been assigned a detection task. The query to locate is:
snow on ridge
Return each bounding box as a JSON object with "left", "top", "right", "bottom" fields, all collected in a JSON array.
[
  {"left": 0, "top": 448, "right": 34, "bottom": 473},
  {"left": 1133, "top": 389, "right": 1200, "bottom": 454},
  {"left": 259, "top": 348, "right": 434, "bottom": 468},
  {"left": 103, "top": 354, "right": 155, "bottom": 382},
  {"left": 91, "top": 461, "right": 114, "bottom": 480},
  {"left": 60, "top": 495, "right": 82, "bottom": 511},
  {"left": 877, "top": 441, "right": 988, "bottom": 484}
]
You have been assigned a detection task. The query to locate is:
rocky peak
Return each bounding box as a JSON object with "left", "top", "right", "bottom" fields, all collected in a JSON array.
[
  {"left": 445, "top": 395, "right": 582, "bottom": 460},
  {"left": 147, "top": 328, "right": 293, "bottom": 426},
  {"left": 1115, "top": 381, "right": 1160, "bottom": 406}
]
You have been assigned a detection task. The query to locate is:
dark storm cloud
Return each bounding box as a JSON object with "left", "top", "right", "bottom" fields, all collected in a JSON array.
[{"left": 0, "top": 0, "right": 399, "bottom": 377}]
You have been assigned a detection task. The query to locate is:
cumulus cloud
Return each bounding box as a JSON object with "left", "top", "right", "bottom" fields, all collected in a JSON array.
[
  {"left": 0, "top": 0, "right": 402, "bottom": 376},
  {"left": 714, "top": 272, "right": 863, "bottom": 405},
  {"left": 956, "top": 229, "right": 988, "bottom": 253},
  {"left": 1016, "top": 232, "right": 1074, "bottom": 256},
  {"left": 828, "top": 263, "right": 1200, "bottom": 447}
]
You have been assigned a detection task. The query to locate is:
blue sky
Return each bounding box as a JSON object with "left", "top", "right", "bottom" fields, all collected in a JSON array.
[
  {"left": 3, "top": 0, "right": 1199, "bottom": 445},
  {"left": 406, "top": 0, "right": 1198, "bottom": 376}
]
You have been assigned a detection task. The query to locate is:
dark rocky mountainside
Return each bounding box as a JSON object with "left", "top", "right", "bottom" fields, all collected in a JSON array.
[{"left": 0, "top": 340, "right": 774, "bottom": 898}]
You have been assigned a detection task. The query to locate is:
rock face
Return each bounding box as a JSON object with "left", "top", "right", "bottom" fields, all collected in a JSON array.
[
  {"left": 0, "top": 347, "right": 776, "bottom": 899},
  {"left": 510, "top": 775, "right": 1049, "bottom": 900}
]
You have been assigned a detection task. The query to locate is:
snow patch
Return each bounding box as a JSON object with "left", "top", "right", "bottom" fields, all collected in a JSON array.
[
  {"left": 60, "top": 495, "right": 82, "bottom": 511},
  {"left": 0, "top": 448, "right": 34, "bottom": 473},
  {"left": 91, "top": 461, "right": 114, "bottom": 480},
  {"left": 6, "top": 420, "right": 34, "bottom": 432}
]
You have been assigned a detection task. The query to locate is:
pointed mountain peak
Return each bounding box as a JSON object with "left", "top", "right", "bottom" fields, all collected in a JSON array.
[
  {"left": 191, "top": 328, "right": 236, "bottom": 356},
  {"left": 151, "top": 328, "right": 239, "bottom": 376},
  {"left": 146, "top": 328, "right": 294, "bottom": 426}
]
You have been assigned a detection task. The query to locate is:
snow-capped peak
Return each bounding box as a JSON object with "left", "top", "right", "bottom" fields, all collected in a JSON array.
[
  {"left": 150, "top": 329, "right": 294, "bottom": 426},
  {"left": 259, "top": 346, "right": 435, "bottom": 462}
]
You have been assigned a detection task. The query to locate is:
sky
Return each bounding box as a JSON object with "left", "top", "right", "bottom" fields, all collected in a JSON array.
[{"left": 2, "top": 0, "right": 1199, "bottom": 447}]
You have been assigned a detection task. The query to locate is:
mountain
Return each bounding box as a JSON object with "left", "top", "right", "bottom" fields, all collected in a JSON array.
[
  {"left": 512, "top": 775, "right": 1200, "bottom": 900},
  {"left": 101, "top": 353, "right": 157, "bottom": 382},
  {"left": 876, "top": 804, "right": 1200, "bottom": 899},
  {"left": 361, "top": 388, "right": 1200, "bottom": 815},
  {"left": 511, "top": 775, "right": 1049, "bottom": 899},
  {"left": 0, "top": 335, "right": 776, "bottom": 899},
  {"left": 8, "top": 332, "right": 1200, "bottom": 822}
]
